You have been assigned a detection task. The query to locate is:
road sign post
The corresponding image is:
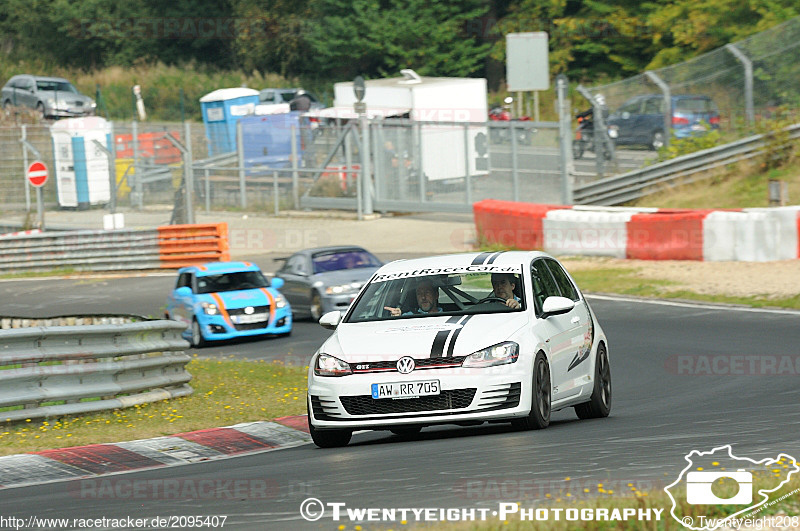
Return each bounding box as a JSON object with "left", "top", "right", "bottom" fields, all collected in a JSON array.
[{"left": 27, "top": 161, "right": 48, "bottom": 229}]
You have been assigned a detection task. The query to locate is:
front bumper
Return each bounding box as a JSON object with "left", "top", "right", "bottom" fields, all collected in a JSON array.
[
  {"left": 321, "top": 293, "right": 357, "bottom": 315},
  {"left": 308, "top": 361, "right": 530, "bottom": 430},
  {"left": 191, "top": 306, "right": 292, "bottom": 342}
]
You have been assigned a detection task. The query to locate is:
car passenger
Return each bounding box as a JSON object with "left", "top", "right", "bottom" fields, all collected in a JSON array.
[
  {"left": 490, "top": 273, "right": 521, "bottom": 309},
  {"left": 384, "top": 279, "right": 442, "bottom": 316}
]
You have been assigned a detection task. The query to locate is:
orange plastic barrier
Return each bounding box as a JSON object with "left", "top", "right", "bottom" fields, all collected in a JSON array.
[
  {"left": 473, "top": 200, "right": 570, "bottom": 249},
  {"left": 157, "top": 223, "right": 230, "bottom": 268},
  {"left": 116, "top": 132, "right": 182, "bottom": 164},
  {"left": 625, "top": 211, "right": 710, "bottom": 260}
]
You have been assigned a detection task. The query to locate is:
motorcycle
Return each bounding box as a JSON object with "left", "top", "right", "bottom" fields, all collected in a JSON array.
[
  {"left": 489, "top": 97, "right": 535, "bottom": 145},
  {"left": 573, "top": 108, "right": 613, "bottom": 160}
]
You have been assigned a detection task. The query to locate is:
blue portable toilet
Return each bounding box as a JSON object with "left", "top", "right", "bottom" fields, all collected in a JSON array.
[
  {"left": 240, "top": 112, "right": 303, "bottom": 173},
  {"left": 50, "top": 117, "right": 113, "bottom": 209},
  {"left": 199, "top": 88, "right": 259, "bottom": 155}
]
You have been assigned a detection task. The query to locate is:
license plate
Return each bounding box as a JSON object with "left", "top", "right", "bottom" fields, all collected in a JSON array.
[
  {"left": 232, "top": 312, "right": 268, "bottom": 324},
  {"left": 371, "top": 380, "right": 440, "bottom": 400},
  {"left": 691, "top": 124, "right": 705, "bottom": 131}
]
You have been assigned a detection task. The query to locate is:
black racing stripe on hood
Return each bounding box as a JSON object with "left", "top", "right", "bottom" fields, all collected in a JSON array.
[
  {"left": 446, "top": 315, "right": 473, "bottom": 357},
  {"left": 471, "top": 252, "right": 492, "bottom": 265},
  {"left": 486, "top": 251, "right": 504, "bottom": 264},
  {"left": 431, "top": 316, "right": 461, "bottom": 358}
]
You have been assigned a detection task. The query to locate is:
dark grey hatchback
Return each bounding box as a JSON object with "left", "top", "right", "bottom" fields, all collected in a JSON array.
[
  {"left": 606, "top": 94, "right": 720, "bottom": 150},
  {"left": 274, "top": 246, "right": 383, "bottom": 320}
]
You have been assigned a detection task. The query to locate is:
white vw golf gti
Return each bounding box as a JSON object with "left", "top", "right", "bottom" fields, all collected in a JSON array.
[{"left": 307, "top": 251, "right": 611, "bottom": 447}]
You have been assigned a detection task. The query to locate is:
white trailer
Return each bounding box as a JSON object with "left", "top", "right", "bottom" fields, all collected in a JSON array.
[{"left": 324, "top": 70, "right": 489, "bottom": 182}]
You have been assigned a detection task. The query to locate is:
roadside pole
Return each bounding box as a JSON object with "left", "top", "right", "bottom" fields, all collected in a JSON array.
[{"left": 557, "top": 74, "right": 573, "bottom": 205}]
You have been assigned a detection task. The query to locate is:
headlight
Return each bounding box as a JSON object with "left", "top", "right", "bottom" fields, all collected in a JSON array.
[
  {"left": 325, "top": 282, "right": 361, "bottom": 295},
  {"left": 200, "top": 302, "right": 218, "bottom": 315},
  {"left": 607, "top": 126, "right": 619, "bottom": 139},
  {"left": 462, "top": 342, "right": 519, "bottom": 368},
  {"left": 314, "top": 353, "right": 352, "bottom": 377},
  {"left": 275, "top": 295, "right": 286, "bottom": 309},
  {"left": 90, "top": 101, "right": 97, "bottom": 108}
]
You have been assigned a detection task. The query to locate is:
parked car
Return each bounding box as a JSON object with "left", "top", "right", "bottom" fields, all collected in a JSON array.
[
  {"left": 165, "top": 261, "right": 291, "bottom": 347},
  {"left": 258, "top": 88, "right": 323, "bottom": 110},
  {"left": 274, "top": 246, "right": 383, "bottom": 320},
  {"left": 2, "top": 75, "right": 96, "bottom": 119},
  {"left": 606, "top": 94, "right": 720, "bottom": 150},
  {"left": 306, "top": 251, "right": 611, "bottom": 448}
]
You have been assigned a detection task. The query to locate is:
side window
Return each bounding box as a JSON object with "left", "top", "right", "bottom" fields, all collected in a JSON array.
[
  {"left": 288, "top": 255, "right": 308, "bottom": 275},
  {"left": 620, "top": 99, "right": 641, "bottom": 114},
  {"left": 543, "top": 259, "right": 579, "bottom": 301},
  {"left": 176, "top": 272, "right": 191, "bottom": 290},
  {"left": 531, "top": 260, "right": 560, "bottom": 314},
  {"left": 643, "top": 98, "right": 662, "bottom": 114}
]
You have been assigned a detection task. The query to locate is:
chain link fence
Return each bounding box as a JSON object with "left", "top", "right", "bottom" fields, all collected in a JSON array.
[
  {"left": 0, "top": 116, "right": 571, "bottom": 221},
  {"left": 585, "top": 16, "right": 800, "bottom": 140}
]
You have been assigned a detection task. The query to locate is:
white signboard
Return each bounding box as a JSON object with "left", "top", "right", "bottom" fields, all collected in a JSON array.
[
  {"left": 506, "top": 32, "right": 550, "bottom": 91},
  {"left": 206, "top": 107, "right": 224, "bottom": 121}
]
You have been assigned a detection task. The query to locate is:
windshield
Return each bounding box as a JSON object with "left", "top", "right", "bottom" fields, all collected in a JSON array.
[
  {"left": 312, "top": 250, "right": 381, "bottom": 274},
  {"left": 196, "top": 271, "right": 269, "bottom": 294},
  {"left": 345, "top": 271, "right": 525, "bottom": 323},
  {"left": 36, "top": 80, "right": 78, "bottom": 93}
]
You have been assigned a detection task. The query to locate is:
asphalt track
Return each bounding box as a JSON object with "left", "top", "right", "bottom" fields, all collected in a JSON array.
[{"left": 1, "top": 276, "right": 799, "bottom": 529}]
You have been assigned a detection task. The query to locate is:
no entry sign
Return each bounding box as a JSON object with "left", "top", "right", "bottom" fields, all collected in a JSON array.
[{"left": 27, "top": 161, "right": 48, "bottom": 188}]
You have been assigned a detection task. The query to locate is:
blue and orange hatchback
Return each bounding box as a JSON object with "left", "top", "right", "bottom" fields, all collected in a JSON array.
[{"left": 165, "top": 261, "right": 292, "bottom": 347}]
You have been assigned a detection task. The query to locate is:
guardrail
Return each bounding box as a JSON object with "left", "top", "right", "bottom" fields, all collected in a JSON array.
[
  {"left": 0, "top": 318, "right": 192, "bottom": 423},
  {"left": 573, "top": 123, "right": 800, "bottom": 205},
  {"left": 0, "top": 223, "right": 229, "bottom": 274}
]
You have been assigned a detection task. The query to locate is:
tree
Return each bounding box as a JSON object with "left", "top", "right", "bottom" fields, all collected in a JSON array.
[{"left": 307, "top": 0, "right": 491, "bottom": 80}]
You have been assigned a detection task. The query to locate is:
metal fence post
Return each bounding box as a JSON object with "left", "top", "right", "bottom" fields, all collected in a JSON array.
[
  {"left": 291, "top": 124, "right": 299, "bottom": 210},
  {"left": 184, "top": 121, "right": 195, "bottom": 224},
  {"left": 416, "top": 122, "right": 425, "bottom": 203},
  {"left": 204, "top": 168, "right": 210, "bottom": 213},
  {"left": 132, "top": 120, "right": 143, "bottom": 209},
  {"left": 237, "top": 120, "right": 246, "bottom": 210},
  {"left": 463, "top": 123, "right": 472, "bottom": 206},
  {"left": 511, "top": 121, "right": 520, "bottom": 201},
  {"left": 725, "top": 44, "right": 754, "bottom": 125},
  {"left": 557, "top": 74, "right": 573, "bottom": 205},
  {"left": 644, "top": 71, "right": 671, "bottom": 149},
  {"left": 273, "top": 170, "right": 280, "bottom": 215},
  {"left": 360, "top": 118, "right": 373, "bottom": 215},
  {"left": 21, "top": 125, "right": 31, "bottom": 212}
]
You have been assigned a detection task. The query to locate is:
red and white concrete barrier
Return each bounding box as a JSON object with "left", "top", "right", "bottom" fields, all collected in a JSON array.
[{"left": 474, "top": 199, "right": 800, "bottom": 261}]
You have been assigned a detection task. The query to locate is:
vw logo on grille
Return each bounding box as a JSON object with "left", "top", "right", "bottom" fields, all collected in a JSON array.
[
  {"left": 244, "top": 306, "right": 254, "bottom": 315},
  {"left": 396, "top": 356, "right": 415, "bottom": 374}
]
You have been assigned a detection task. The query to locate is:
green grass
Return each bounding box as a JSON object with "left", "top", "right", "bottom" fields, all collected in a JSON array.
[
  {"left": 633, "top": 150, "right": 800, "bottom": 209},
  {"left": 569, "top": 266, "right": 800, "bottom": 310},
  {"left": 0, "top": 357, "right": 308, "bottom": 456}
]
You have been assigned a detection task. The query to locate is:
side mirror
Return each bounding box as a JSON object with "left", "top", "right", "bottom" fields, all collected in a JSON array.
[
  {"left": 319, "top": 310, "right": 343, "bottom": 330},
  {"left": 621, "top": 111, "right": 631, "bottom": 120},
  {"left": 270, "top": 277, "right": 284, "bottom": 290},
  {"left": 174, "top": 286, "right": 192, "bottom": 297},
  {"left": 541, "top": 296, "right": 575, "bottom": 318}
]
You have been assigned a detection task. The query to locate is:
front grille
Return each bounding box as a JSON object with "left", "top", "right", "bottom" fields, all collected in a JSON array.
[
  {"left": 233, "top": 321, "right": 269, "bottom": 331},
  {"left": 340, "top": 388, "right": 476, "bottom": 416},
  {"left": 228, "top": 305, "right": 269, "bottom": 316},
  {"left": 477, "top": 382, "right": 521, "bottom": 411},
  {"left": 311, "top": 395, "right": 339, "bottom": 419},
  {"left": 352, "top": 356, "right": 466, "bottom": 374}
]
